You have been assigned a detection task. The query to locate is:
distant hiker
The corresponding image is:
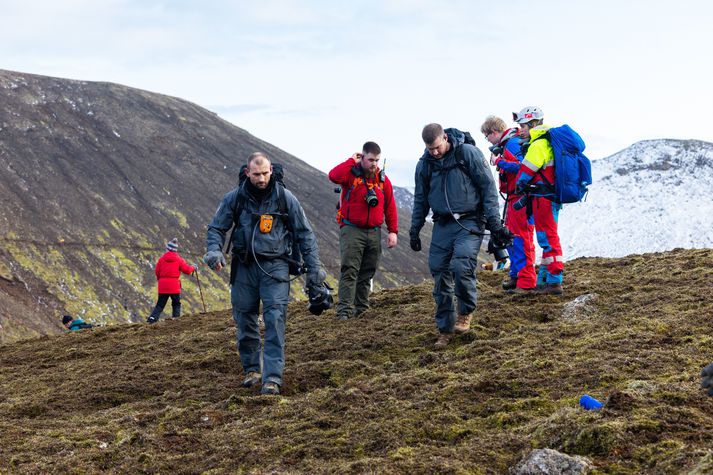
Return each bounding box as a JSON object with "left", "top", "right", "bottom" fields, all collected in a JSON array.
[
  {"left": 481, "top": 116, "right": 537, "bottom": 293},
  {"left": 203, "top": 152, "right": 329, "bottom": 396},
  {"left": 147, "top": 238, "right": 195, "bottom": 324},
  {"left": 513, "top": 106, "right": 564, "bottom": 295},
  {"left": 62, "top": 314, "right": 93, "bottom": 331},
  {"left": 410, "top": 123, "right": 513, "bottom": 350},
  {"left": 328, "top": 141, "right": 398, "bottom": 321}
]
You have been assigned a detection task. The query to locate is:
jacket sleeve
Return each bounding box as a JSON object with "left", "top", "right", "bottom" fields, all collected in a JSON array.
[
  {"left": 464, "top": 145, "right": 501, "bottom": 230},
  {"left": 154, "top": 259, "right": 161, "bottom": 280},
  {"left": 178, "top": 257, "right": 195, "bottom": 275},
  {"left": 383, "top": 177, "right": 398, "bottom": 234},
  {"left": 328, "top": 158, "right": 356, "bottom": 185},
  {"left": 409, "top": 159, "right": 430, "bottom": 238},
  {"left": 494, "top": 143, "right": 522, "bottom": 174},
  {"left": 517, "top": 138, "right": 552, "bottom": 185},
  {"left": 206, "top": 189, "right": 239, "bottom": 253},
  {"left": 284, "top": 190, "right": 322, "bottom": 275}
]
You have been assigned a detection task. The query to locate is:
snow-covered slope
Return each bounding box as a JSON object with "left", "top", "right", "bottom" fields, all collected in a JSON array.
[{"left": 559, "top": 139, "right": 713, "bottom": 258}]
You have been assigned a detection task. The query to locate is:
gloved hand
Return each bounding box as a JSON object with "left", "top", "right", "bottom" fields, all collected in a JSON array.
[
  {"left": 203, "top": 250, "right": 226, "bottom": 271},
  {"left": 701, "top": 362, "right": 713, "bottom": 396},
  {"left": 491, "top": 226, "right": 514, "bottom": 248},
  {"left": 306, "top": 268, "right": 327, "bottom": 288},
  {"left": 410, "top": 235, "right": 422, "bottom": 252}
]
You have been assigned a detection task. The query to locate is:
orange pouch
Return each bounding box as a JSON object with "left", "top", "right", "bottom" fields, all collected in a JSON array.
[{"left": 259, "top": 215, "right": 274, "bottom": 233}]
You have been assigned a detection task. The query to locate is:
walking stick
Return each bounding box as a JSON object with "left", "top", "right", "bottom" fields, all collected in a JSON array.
[{"left": 194, "top": 268, "right": 207, "bottom": 314}]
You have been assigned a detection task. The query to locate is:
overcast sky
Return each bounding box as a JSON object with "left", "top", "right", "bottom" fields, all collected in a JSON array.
[{"left": 2, "top": 0, "right": 711, "bottom": 187}]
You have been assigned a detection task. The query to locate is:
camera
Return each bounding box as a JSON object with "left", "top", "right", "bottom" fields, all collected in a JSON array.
[
  {"left": 488, "top": 144, "right": 504, "bottom": 156},
  {"left": 365, "top": 188, "right": 378, "bottom": 207},
  {"left": 487, "top": 238, "right": 509, "bottom": 262}
]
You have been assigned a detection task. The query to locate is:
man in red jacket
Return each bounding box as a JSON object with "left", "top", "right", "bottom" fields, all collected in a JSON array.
[
  {"left": 147, "top": 238, "right": 196, "bottom": 324},
  {"left": 329, "top": 142, "right": 398, "bottom": 321}
]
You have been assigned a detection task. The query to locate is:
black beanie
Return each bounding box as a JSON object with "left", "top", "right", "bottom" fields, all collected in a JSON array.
[{"left": 62, "top": 315, "right": 73, "bottom": 325}]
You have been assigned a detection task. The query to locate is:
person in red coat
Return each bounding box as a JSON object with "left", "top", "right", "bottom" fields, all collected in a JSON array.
[
  {"left": 147, "top": 238, "right": 195, "bottom": 324},
  {"left": 329, "top": 141, "right": 398, "bottom": 321}
]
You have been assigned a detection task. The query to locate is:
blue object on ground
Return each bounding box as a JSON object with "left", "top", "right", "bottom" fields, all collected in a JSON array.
[{"left": 579, "top": 394, "right": 604, "bottom": 410}]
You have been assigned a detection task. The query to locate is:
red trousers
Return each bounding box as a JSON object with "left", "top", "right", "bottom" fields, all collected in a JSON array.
[
  {"left": 532, "top": 197, "right": 564, "bottom": 283},
  {"left": 505, "top": 197, "right": 537, "bottom": 289}
]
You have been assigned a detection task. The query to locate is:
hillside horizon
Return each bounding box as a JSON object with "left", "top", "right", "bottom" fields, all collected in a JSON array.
[{"left": 0, "top": 68, "right": 431, "bottom": 343}]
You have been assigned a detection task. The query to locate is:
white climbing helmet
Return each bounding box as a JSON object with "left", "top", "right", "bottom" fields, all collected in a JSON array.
[{"left": 512, "top": 106, "right": 544, "bottom": 124}]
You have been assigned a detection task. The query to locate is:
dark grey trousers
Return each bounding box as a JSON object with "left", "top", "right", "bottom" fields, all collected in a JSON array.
[{"left": 336, "top": 225, "right": 381, "bottom": 318}]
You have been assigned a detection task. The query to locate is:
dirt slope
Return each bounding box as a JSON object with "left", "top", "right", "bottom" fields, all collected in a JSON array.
[{"left": 1, "top": 248, "right": 712, "bottom": 473}]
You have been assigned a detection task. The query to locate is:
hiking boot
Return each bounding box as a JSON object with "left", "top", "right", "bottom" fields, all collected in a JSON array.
[
  {"left": 507, "top": 287, "right": 535, "bottom": 295},
  {"left": 453, "top": 314, "right": 472, "bottom": 334},
  {"left": 502, "top": 277, "right": 518, "bottom": 291},
  {"left": 260, "top": 382, "right": 280, "bottom": 395},
  {"left": 241, "top": 371, "right": 262, "bottom": 388},
  {"left": 336, "top": 313, "right": 350, "bottom": 322},
  {"left": 147, "top": 316, "right": 158, "bottom": 324},
  {"left": 434, "top": 332, "right": 454, "bottom": 350},
  {"left": 535, "top": 283, "right": 563, "bottom": 295}
]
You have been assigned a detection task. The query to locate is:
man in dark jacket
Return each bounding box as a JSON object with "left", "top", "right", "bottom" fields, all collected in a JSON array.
[
  {"left": 203, "top": 152, "right": 326, "bottom": 395},
  {"left": 410, "top": 124, "right": 512, "bottom": 350},
  {"left": 328, "top": 141, "right": 398, "bottom": 321}
]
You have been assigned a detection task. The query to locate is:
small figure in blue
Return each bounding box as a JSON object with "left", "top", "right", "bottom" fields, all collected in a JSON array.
[{"left": 62, "top": 314, "right": 93, "bottom": 331}]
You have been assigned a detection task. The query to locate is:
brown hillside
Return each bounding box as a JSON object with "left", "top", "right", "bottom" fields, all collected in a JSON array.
[
  {"left": 1, "top": 249, "right": 712, "bottom": 473},
  {"left": 0, "top": 69, "right": 432, "bottom": 342}
]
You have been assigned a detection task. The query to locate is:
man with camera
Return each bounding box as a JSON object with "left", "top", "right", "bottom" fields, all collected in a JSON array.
[
  {"left": 329, "top": 141, "right": 398, "bottom": 321},
  {"left": 481, "top": 116, "right": 537, "bottom": 294},
  {"left": 204, "top": 152, "right": 330, "bottom": 395},
  {"left": 410, "top": 124, "right": 513, "bottom": 350}
]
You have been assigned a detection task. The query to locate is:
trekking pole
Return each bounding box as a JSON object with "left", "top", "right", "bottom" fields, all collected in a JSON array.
[{"left": 194, "top": 268, "right": 207, "bottom": 314}]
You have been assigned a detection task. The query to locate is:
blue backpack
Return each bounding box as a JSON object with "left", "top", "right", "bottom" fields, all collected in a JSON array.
[{"left": 535, "top": 124, "right": 592, "bottom": 204}]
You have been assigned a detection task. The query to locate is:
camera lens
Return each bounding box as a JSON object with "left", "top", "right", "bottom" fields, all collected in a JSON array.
[{"left": 365, "top": 189, "right": 378, "bottom": 207}]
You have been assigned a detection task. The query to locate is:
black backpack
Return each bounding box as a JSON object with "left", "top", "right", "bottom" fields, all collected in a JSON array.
[{"left": 223, "top": 164, "right": 303, "bottom": 276}]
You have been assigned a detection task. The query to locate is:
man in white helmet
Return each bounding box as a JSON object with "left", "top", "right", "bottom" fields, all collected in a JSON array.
[{"left": 513, "top": 106, "right": 564, "bottom": 295}]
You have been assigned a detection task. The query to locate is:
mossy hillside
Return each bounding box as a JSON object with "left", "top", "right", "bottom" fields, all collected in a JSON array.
[{"left": 0, "top": 249, "right": 712, "bottom": 473}]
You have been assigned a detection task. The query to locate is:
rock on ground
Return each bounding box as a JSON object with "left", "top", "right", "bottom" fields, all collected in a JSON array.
[
  {"left": 510, "top": 448, "right": 593, "bottom": 475},
  {"left": 561, "top": 293, "right": 598, "bottom": 321}
]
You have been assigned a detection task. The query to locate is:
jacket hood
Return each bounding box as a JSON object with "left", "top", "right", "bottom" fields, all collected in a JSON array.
[
  {"left": 498, "top": 127, "right": 520, "bottom": 145},
  {"left": 162, "top": 251, "right": 179, "bottom": 262},
  {"left": 528, "top": 125, "right": 551, "bottom": 142}
]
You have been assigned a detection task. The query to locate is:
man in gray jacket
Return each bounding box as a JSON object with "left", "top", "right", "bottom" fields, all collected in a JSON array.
[
  {"left": 410, "top": 124, "right": 512, "bottom": 350},
  {"left": 204, "top": 152, "right": 327, "bottom": 395}
]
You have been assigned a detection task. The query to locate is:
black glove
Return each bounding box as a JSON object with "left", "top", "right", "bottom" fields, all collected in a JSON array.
[
  {"left": 701, "top": 362, "right": 713, "bottom": 396},
  {"left": 491, "top": 226, "right": 514, "bottom": 248},
  {"left": 307, "top": 268, "right": 327, "bottom": 288},
  {"left": 203, "top": 251, "right": 226, "bottom": 270},
  {"left": 410, "top": 235, "right": 422, "bottom": 252}
]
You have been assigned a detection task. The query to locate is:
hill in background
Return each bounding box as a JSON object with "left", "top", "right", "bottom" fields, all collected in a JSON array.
[
  {"left": 0, "top": 69, "right": 432, "bottom": 343},
  {"left": 1, "top": 249, "right": 712, "bottom": 473}
]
